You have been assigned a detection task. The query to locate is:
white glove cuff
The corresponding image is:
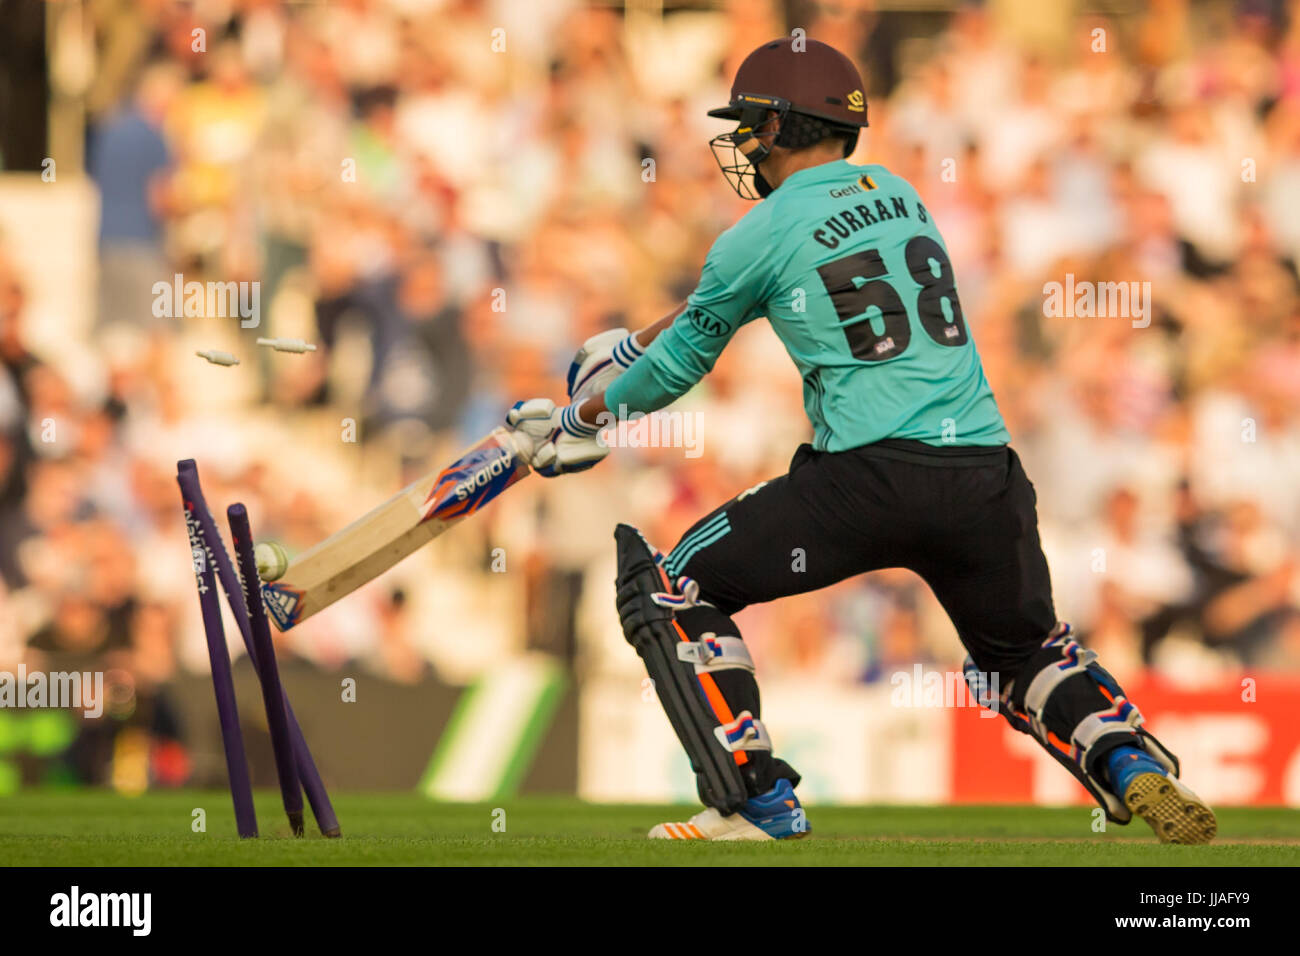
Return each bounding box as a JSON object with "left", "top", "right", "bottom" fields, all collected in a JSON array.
[
  {"left": 561, "top": 403, "right": 602, "bottom": 438},
  {"left": 612, "top": 332, "right": 645, "bottom": 369}
]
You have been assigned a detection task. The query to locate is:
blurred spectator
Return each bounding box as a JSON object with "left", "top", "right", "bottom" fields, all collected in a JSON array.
[{"left": 89, "top": 61, "right": 178, "bottom": 331}]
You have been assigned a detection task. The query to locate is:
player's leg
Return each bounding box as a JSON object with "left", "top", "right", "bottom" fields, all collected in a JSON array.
[
  {"left": 615, "top": 445, "right": 893, "bottom": 840},
  {"left": 615, "top": 525, "right": 808, "bottom": 840},
  {"left": 914, "top": 448, "right": 1216, "bottom": 844}
]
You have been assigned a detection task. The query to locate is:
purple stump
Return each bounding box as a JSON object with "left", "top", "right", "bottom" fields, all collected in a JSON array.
[
  {"left": 228, "top": 502, "right": 305, "bottom": 836},
  {"left": 178, "top": 467, "right": 258, "bottom": 838},
  {"left": 177, "top": 460, "right": 341, "bottom": 837}
]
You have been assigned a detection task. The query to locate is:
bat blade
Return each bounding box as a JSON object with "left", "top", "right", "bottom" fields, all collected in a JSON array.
[{"left": 262, "top": 426, "right": 532, "bottom": 630}]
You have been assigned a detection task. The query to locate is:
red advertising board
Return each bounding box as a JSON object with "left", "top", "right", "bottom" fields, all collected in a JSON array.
[{"left": 951, "top": 675, "right": 1300, "bottom": 807}]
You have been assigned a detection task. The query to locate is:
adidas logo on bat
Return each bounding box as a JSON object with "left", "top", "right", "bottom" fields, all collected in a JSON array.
[{"left": 453, "top": 448, "right": 514, "bottom": 501}]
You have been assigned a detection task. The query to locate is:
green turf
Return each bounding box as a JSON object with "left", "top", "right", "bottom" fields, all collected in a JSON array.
[{"left": 1, "top": 791, "right": 1297, "bottom": 865}]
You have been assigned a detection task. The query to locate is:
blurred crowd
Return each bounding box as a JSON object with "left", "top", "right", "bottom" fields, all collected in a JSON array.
[{"left": 2, "top": 0, "right": 1300, "bottom": 785}]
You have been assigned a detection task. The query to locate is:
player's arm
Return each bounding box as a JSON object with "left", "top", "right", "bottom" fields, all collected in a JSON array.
[
  {"left": 511, "top": 218, "right": 771, "bottom": 476},
  {"left": 503, "top": 304, "right": 688, "bottom": 478},
  {"left": 565, "top": 304, "right": 686, "bottom": 402},
  {"left": 580, "top": 219, "right": 773, "bottom": 426}
]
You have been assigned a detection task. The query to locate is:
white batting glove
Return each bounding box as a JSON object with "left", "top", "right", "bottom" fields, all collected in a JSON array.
[
  {"left": 566, "top": 329, "right": 644, "bottom": 403},
  {"left": 506, "top": 398, "right": 609, "bottom": 478}
]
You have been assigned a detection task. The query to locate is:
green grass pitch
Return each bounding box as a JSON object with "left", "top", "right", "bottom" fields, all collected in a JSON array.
[{"left": 2, "top": 791, "right": 1297, "bottom": 865}]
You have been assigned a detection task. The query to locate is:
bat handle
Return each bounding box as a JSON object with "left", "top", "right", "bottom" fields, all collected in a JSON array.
[{"left": 497, "top": 424, "right": 538, "bottom": 463}]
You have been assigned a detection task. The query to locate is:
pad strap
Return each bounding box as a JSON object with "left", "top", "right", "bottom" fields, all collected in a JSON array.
[
  {"left": 714, "top": 711, "right": 773, "bottom": 753},
  {"left": 676, "top": 632, "right": 755, "bottom": 674}
]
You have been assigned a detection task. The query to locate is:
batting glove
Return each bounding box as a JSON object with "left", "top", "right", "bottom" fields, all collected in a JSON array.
[
  {"left": 566, "top": 329, "right": 644, "bottom": 403},
  {"left": 506, "top": 398, "right": 609, "bottom": 478}
]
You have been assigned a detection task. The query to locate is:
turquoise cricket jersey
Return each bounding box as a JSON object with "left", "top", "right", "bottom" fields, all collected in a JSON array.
[{"left": 604, "top": 159, "right": 1010, "bottom": 451}]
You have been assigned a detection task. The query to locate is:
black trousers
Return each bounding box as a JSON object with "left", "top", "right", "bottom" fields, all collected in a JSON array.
[{"left": 666, "top": 440, "right": 1058, "bottom": 678}]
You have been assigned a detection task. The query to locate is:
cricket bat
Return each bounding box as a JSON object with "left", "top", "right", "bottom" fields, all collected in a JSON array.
[{"left": 262, "top": 426, "right": 535, "bottom": 630}]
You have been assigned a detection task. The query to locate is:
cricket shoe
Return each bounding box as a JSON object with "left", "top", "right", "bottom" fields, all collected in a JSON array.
[
  {"left": 1108, "top": 747, "right": 1217, "bottom": 845},
  {"left": 648, "top": 779, "right": 810, "bottom": 841}
]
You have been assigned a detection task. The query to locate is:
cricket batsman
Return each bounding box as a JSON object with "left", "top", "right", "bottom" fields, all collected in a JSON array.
[{"left": 506, "top": 38, "right": 1217, "bottom": 844}]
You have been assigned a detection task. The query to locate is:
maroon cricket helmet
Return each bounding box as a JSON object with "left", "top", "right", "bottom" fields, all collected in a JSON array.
[
  {"left": 708, "top": 37, "right": 869, "bottom": 128},
  {"left": 707, "top": 38, "right": 869, "bottom": 200}
]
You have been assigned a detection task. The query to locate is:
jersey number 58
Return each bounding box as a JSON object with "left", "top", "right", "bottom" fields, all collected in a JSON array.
[{"left": 815, "top": 236, "right": 968, "bottom": 363}]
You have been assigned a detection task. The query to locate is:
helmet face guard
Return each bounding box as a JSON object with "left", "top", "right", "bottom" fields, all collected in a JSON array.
[
  {"left": 708, "top": 38, "right": 869, "bottom": 201},
  {"left": 708, "top": 93, "right": 790, "bottom": 200},
  {"left": 708, "top": 93, "right": 862, "bottom": 200}
]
